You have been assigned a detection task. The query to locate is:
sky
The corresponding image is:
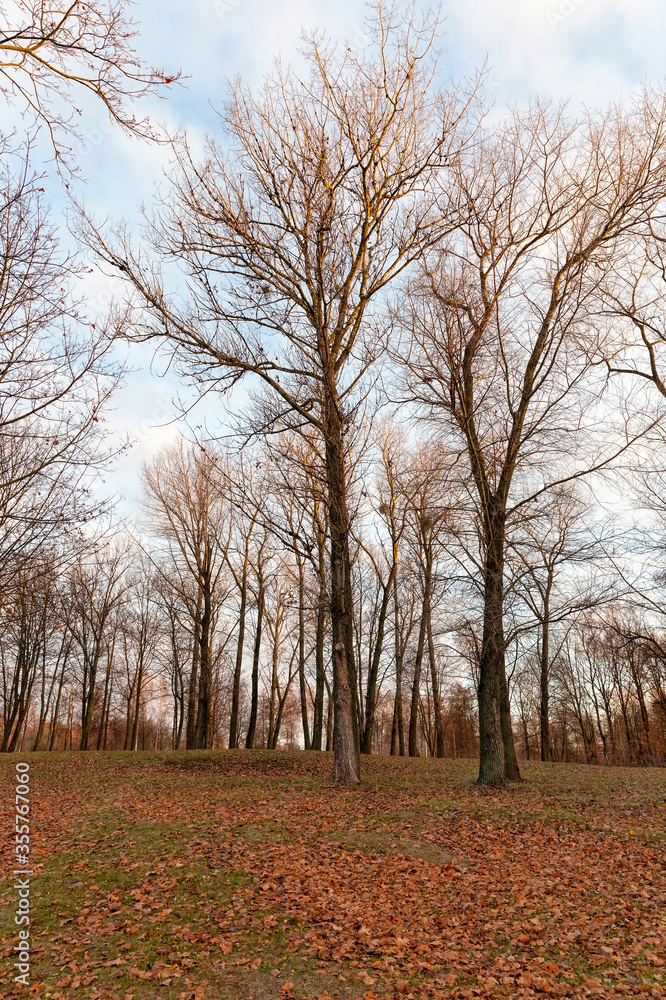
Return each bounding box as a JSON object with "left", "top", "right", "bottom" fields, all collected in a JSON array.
[{"left": 33, "top": 0, "right": 666, "bottom": 517}]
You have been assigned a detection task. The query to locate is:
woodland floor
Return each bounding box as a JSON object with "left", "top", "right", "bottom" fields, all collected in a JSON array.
[{"left": 0, "top": 752, "right": 664, "bottom": 1000}]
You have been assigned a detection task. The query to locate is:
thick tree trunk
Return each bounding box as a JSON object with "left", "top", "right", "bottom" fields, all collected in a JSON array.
[
  {"left": 80, "top": 654, "right": 98, "bottom": 751},
  {"left": 499, "top": 665, "right": 521, "bottom": 780},
  {"left": 478, "top": 511, "right": 506, "bottom": 785},
  {"left": 332, "top": 643, "right": 360, "bottom": 782},
  {"left": 194, "top": 583, "right": 213, "bottom": 749},
  {"left": 245, "top": 576, "right": 265, "bottom": 749},
  {"left": 477, "top": 501, "right": 522, "bottom": 784},
  {"left": 130, "top": 656, "right": 145, "bottom": 752},
  {"left": 325, "top": 408, "right": 360, "bottom": 782},
  {"left": 123, "top": 689, "right": 133, "bottom": 750}
]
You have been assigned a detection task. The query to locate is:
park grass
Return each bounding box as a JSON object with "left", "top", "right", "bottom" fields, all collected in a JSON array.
[{"left": 0, "top": 751, "right": 664, "bottom": 1000}]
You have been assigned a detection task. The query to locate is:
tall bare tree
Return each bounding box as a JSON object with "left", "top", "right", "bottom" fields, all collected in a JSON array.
[
  {"left": 0, "top": 151, "right": 120, "bottom": 609},
  {"left": 66, "top": 542, "right": 128, "bottom": 750},
  {"left": 400, "top": 98, "right": 666, "bottom": 783},
  {"left": 508, "top": 487, "right": 610, "bottom": 762},
  {"left": 143, "top": 439, "right": 231, "bottom": 749},
  {"left": 86, "top": 5, "right": 476, "bottom": 782}
]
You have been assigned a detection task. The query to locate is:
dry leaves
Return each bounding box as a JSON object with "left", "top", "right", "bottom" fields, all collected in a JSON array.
[{"left": 0, "top": 752, "right": 663, "bottom": 1000}]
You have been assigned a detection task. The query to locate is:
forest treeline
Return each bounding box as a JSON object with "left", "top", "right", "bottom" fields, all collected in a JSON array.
[
  {"left": 2, "top": 432, "right": 665, "bottom": 768},
  {"left": 1, "top": 2, "right": 666, "bottom": 781}
]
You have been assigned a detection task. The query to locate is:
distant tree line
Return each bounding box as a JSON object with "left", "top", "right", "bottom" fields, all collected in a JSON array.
[{"left": 2, "top": 434, "right": 665, "bottom": 768}]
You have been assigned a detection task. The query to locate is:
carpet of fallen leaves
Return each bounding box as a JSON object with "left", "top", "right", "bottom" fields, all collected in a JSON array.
[{"left": 0, "top": 752, "right": 664, "bottom": 1000}]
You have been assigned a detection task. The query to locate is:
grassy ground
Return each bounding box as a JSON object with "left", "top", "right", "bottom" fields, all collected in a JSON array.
[{"left": 0, "top": 752, "right": 664, "bottom": 1000}]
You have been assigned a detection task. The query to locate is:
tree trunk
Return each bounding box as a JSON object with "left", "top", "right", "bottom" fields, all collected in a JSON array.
[
  {"left": 325, "top": 408, "right": 360, "bottom": 782},
  {"left": 361, "top": 563, "right": 395, "bottom": 754},
  {"left": 97, "top": 644, "right": 114, "bottom": 751},
  {"left": 311, "top": 566, "right": 326, "bottom": 751},
  {"left": 477, "top": 509, "right": 506, "bottom": 785},
  {"left": 186, "top": 589, "right": 203, "bottom": 750},
  {"left": 630, "top": 654, "right": 653, "bottom": 760},
  {"left": 79, "top": 653, "right": 98, "bottom": 751},
  {"left": 499, "top": 664, "right": 521, "bottom": 780},
  {"left": 539, "top": 584, "right": 553, "bottom": 762},
  {"left": 123, "top": 688, "right": 133, "bottom": 750},
  {"left": 267, "top": 617, "right": 280, "bottom": 749},
  {"left": 427, "top": 601, "right": 446, "bottom": 758},
  {"left": 408, "top": 556, "right": 431, "bottom": 757},
  {"left": 48, "top": 659, "right": 67, "bottom": 751},
  {"left": 32, "top": 648, "right": 51, "bottom": 751},
  {"left": 390, "top": 571, "right": 405, "bottom": 756},
  {"left": 296, "top": 553, "right": 311, "bottom": 750},
  {"left": 229, "top": 544, "right": 249, "bottom": 749},
  {"left": 130, "top": 654, "right": 145, "bottom": 752},
  {"left": 194, "top": 580, "right": 213, "bottom": 749},
  {"left": 332, "top": 643, "right": 360, "bottom": 783},
  {"left": 245, "top": 575, "right": 265, "bottom": 749}
]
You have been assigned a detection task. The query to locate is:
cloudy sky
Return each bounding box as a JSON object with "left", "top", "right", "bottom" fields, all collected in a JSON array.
[{"left": 62, "top": 0, "right": 666, "bottom": 515}]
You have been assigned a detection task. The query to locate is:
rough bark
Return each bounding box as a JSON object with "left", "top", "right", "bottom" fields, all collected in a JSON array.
[
  {"left": 325, "top": 406, "right": 360, "bottom": 781},
  {"left": 193, "top": 583, "right": 213, "bottom": 749},
  {"left": 427, "top": 607, "right": 446, "bottom": 758},
  {"left": 477, "top": 514, "right": 506, "bottom": 785},
  {"left": 332, "top": 643, "right": 360, "bottom": 783}
]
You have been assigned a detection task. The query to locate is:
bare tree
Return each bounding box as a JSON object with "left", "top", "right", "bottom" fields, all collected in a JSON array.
[
  {"left": 0, "top": 151, "right": 121, "bottom": 606},
  {"left": 400, "top": 443, "right": 454, "bottom": 758},
  {"left": 509, "top": 487, "right": 612, "bottom": 761},
  {"left": 245, "top": 530, "right": 270, "bottom": 750},
  {"left": 66, "top": 542, "right": 128, "bottom": 750},
  {"left": 399, "top": 98, "right": 666, "bottom": 784},
  {"left": 85, "top": 5, "right": 476, "bottom": 782},
  {"left": 143, "top": 438, "right": 232, "bottom": 749},
  {"left": 118, "top": 559, "right": 160, "bottom": 751}
]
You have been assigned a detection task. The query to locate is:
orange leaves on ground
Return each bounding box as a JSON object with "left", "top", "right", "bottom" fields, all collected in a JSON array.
[{"left": 0, "top": 753, "right": 664, "bottom": 1000}]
